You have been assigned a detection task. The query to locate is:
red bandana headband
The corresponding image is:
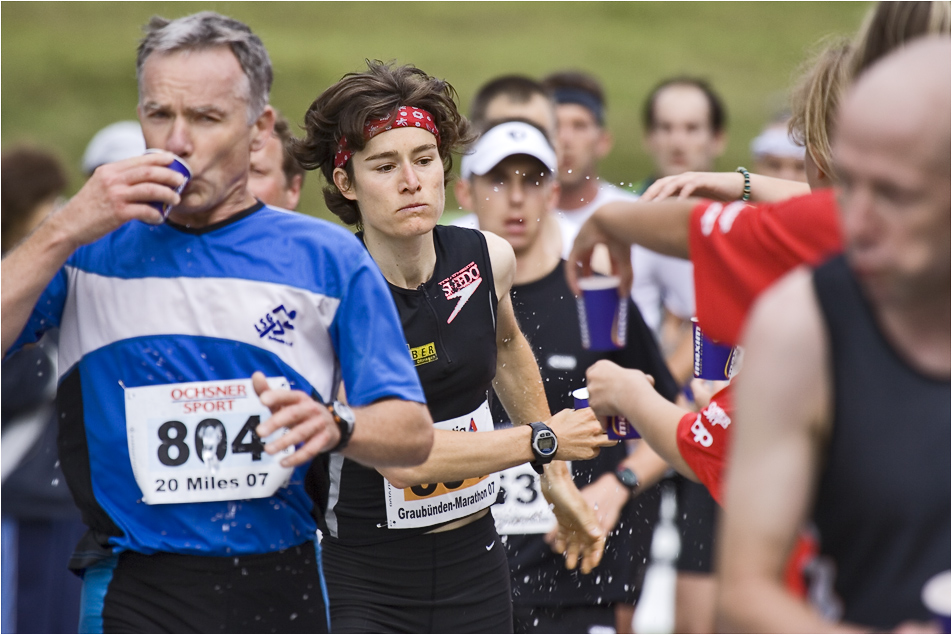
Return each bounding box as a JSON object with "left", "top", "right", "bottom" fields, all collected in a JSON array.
[{"left": 334, "top": 106, "right": 441, "bottom": 169}]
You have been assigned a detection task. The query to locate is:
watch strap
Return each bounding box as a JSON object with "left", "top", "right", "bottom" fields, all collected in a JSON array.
[
  {"left": 614, "top": 465, "right": 640, "bottom": 492},
  {"left": 327, "top": 401, "right": 354, "bottom": 453},
  {"left": 529, "top": 421, "right": 555, "bottom": 474}
]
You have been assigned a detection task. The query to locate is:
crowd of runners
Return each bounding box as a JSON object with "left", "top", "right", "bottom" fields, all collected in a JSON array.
[{"left": 1, "top": 2, "right": 949, "bottom": 634}]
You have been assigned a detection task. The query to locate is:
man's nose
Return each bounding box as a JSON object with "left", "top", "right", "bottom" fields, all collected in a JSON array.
[
  {"left": 840, "top": 187, "right": 880, "bottom": 247},
  {"left": 166, "top": 118, "right": 193, "bottom": 158},
  {"left": 508, "top": 178, "right": 526, "bottom": 205},
  {"left": 670, "top": 126, "right": 690, "bottom": 145}
]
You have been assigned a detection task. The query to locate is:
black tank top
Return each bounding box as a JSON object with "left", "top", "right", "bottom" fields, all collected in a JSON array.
[
  {"left": 811, "top": 255, "right": 950, "bottom": 629},
  {"left": 315, "top": 225, "right": 499, "bottom": 545},
  {"left": 495, "top": 260, "right": 679, "bottom": 606}
]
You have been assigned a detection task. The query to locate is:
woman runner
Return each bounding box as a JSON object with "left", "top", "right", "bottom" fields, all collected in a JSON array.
[{"left": 295, "top": 61, "right": 614, "bottom": 633}]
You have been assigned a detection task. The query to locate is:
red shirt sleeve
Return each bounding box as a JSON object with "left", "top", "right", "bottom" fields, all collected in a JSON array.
[
  {"left": 674, "top": 383, "right": 819, "bottom": 598},
  {"left": 675, "top": 386, "right": 734, "bottom": 505},
  {"left": 688, "top": 189, "right": 843, "bottom": 346}
]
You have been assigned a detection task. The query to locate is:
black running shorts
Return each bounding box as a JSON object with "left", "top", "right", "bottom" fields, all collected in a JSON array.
[
  {"left": 80, "top": 541, "right": 328, "bottom": 633},
  {"left": 322, "top": 512, "right": 512, "bottom": 633}
]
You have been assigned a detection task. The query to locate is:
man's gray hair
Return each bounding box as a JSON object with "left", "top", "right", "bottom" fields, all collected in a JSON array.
[{"left": 137, "top": 12, "right": 272, "bottom": 123}]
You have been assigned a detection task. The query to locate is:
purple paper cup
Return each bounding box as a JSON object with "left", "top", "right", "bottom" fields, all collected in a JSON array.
[
  {"left": 922, "top": 571, "right": 951, "bottom": 633},
  {"left": 692, "top": 318, "right": 740, "bottom": 380},
  {"left": 577, "top": 276, "right": 628, "bottom": 351},
  {"left": 572, "top": 387, "right": 639, "bottom": 440},
  {"left": 572, "top": 387, "right": 590, "bottom": 409},
  {"left": 145, "top": 149, "right": 191, "bottom": 218},
  {"left": 605, "top": 415, "right": 639, "bottom": 440}
]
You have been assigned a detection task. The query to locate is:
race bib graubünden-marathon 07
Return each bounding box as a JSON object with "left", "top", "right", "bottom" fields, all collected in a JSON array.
[{"left": 384, "top": 401, "right": 499, "bottom": 529}]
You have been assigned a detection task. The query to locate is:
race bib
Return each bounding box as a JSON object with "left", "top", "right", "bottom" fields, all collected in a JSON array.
[
  {"left": 125, "top": 377, "right": 294, "bottom": 505},
  {"left": 493, "top": 461, "right": 572, "bottom": 535},
  {"left": 383, "top": 401, "right": 499, "bottom": 529}
]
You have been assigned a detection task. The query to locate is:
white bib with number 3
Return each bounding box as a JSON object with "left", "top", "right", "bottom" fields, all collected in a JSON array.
[
  {"left": 125, "top": 377, "right": 294, "bottom": 505},
  {"left": 383, "top": 401, "right": 499, "bottom": 529},
  {"left": 493, "top": 461, "right": 572, "bottom": 535}
]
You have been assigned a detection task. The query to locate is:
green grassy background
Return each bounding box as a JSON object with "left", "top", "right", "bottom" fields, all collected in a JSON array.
[{"left": 2, "top": 2, "right": 870, "bottom": 224}]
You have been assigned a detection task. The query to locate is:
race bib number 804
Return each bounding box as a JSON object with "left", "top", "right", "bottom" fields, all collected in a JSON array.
[{"left": 125, "top": 377, "right": 294, "bottom": 505}]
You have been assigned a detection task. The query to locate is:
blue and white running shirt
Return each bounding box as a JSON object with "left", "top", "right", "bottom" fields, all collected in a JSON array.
[{"left": 11, "top": 202, "right": 424, "bottom": 565}]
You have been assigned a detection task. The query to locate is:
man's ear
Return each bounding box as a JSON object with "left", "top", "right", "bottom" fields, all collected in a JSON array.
[
  {"left": 596, "top": 129, "right": 614, "bottom": 161},
  {"left": 333, "top": 167, "right": 358, "bottom": 201},
  {"left": 251, "top": 106, "right": 276, "bottom": 152},
  {"left": 454, "top": 177, "right": 474, "bottom": 211},
  {"left": 711, "top": 130, "right": 728, "bottom": 159},
  {"left": 286, "top": 174, "right": 303, "bottom": 211},
  {"left": 642, "top": 127, "right": 657, "bottom": 157}
]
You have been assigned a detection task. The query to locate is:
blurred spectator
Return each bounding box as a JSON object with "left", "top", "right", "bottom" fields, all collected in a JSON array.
[
  {"left": 543, "top": 70, "right": 695, "bottom": 345},
  {"left": 468, "top": 74, "right": 557, "bottom": 137},
  {"left": 80, "top": 120, "right": 145, "bottom": 176},
  {"left": 248, "top": 109, "right": 304, "bottom": 210},
  {"left": 1, "top": 146, "right": 84, "bottom": 635},
  {"left": 750, "top": 115, "right": 807, "bottom": 183},
  {"left": 1, "top": 148, "right": 67, "bottom": 252},
  {"left": 637, "top": 76, "right": 727, "bottom": 189},
  {"left": 635, "top": 74, "right": 728, "bottom": 635},
  {"left": 453, "top": 74, "right": 558, "bottom": 227}
]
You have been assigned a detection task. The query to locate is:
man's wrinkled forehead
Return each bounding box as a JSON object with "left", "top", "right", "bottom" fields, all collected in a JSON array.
[{"left": 139, "top": 46, "right": 251, "bottom": 106}]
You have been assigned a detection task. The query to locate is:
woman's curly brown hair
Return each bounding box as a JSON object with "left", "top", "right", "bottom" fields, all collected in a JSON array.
[{"left": 293, "top": 60, "right": 474, "bottom": 226}]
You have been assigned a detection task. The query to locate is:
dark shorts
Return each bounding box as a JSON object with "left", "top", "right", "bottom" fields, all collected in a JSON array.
[
  {"left": 675, "top": 476, "right": 719, "bottom": 574},
  {"left": 322, "top": 512, "right": 512, "bottom": 633},
  {"left": 512, "top": 604, "right": 615, "bottom": 634},
  {"left": 80, "top": 541, "right": 328, "bottom": 633}
]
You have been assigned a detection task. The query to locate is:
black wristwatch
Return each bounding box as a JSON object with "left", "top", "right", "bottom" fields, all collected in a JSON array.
[
  {"left": 327, "top": 400, "right": 355, "bottom": 453},
  {"left": 529, "top": 421, "right": 558, "bottom": 474},
  {"left": 614, "top": 465, "right": 640, "bottom": 493}
]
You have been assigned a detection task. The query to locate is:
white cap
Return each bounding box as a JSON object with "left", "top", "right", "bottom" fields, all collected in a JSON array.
[
  {"left": 460, "top": 121, "right": 557, "bottom": 180},
  {"left": 82, "top": 121, "right": 147, "bottom": 174},
  {"left": 750, "top": 126, "right": 805, "bottom": 160}
]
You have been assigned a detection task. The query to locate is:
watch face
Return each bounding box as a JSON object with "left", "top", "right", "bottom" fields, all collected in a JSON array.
[
  {"left": 334, "top": 401, "right": 355, "bottom": 423},
  {"left": 617, "top": 467, "right": 638, "bottom": 488},
  {"left": 535, "top": 431, "right": 557, "bottom": 455}
]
